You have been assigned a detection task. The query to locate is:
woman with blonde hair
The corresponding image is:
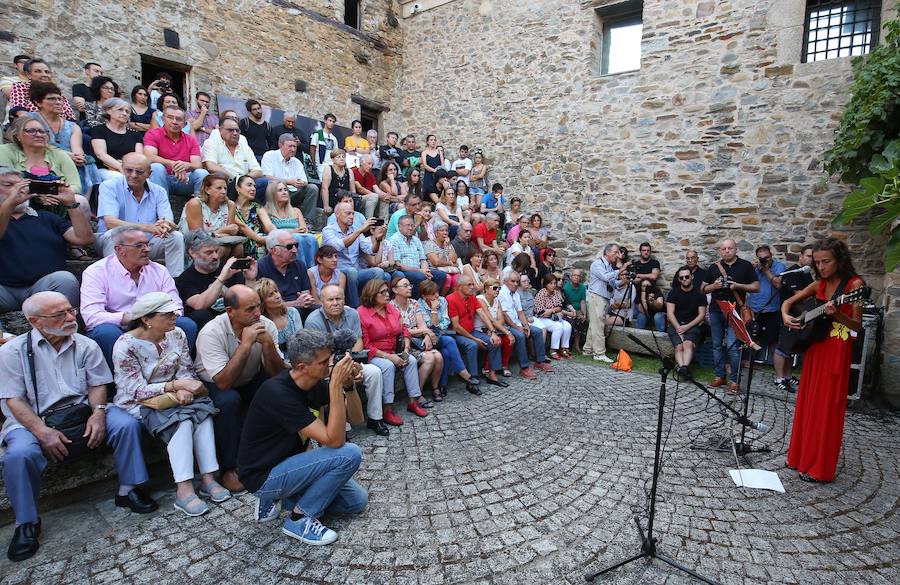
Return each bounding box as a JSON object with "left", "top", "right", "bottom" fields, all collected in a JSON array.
[
  {"left": 259, "top": 180, "right": 318, "bottom": 267},
  {"left": 254, "top": 277, "right": 303, "bottom": 351}
]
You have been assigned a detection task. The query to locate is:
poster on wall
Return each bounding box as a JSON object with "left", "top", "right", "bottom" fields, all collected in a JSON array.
[{"left": 215, "top": 94, "right": 350, "bottom": 149}]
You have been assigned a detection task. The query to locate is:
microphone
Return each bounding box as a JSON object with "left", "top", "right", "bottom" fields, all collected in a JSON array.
[
  {"left": 743, "top": 418, "right": 770, "bottom": 433},
  {"left": 332, "top": 329, "right": 358, "bottom": 355},
  {"left": 779, "top": 265, "right": 812, "bottom": 276}
]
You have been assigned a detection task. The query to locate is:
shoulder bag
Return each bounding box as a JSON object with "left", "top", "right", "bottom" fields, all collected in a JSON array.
[{"left": 716, "top": 261, "right": 754, "bottom": 325}]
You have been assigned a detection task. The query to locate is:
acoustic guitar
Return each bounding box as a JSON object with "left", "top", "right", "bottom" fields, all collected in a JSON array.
[{"left": 779, "top": 286, "right": 871, "bottom": 354}]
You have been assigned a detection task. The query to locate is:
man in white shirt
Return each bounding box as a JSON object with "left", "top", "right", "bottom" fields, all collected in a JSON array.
[
  {"left": 194, "top": 284, "right": 286, "bottom": 492},
  {"left": 310, "top": 113, "right": 339, "bottom": 179},
  {"left": 261, "top": 135, "right": 318, "bottom": 221},
  {"left": 202, "top": 117, "right": 267, "bottom": 201},
  {"left": 451, "top": 145, "right": 473, "bottom": 186},
  {"left": 498, "top": 271, "right": 554, "bottom": 379}
]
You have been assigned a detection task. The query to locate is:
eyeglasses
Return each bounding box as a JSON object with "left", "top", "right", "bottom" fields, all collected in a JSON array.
[
  {"left": 489, "top": 285, "right": 502, "bottom": 291},
  {"left": 276, "top": 243, "right": 298, "bottom": 250},
  {"left": 23, "top": 128, "right": 49, "bottom": 136},
  {"left": 678, "top": 275, "right": 692, "bottom": 281},
  {"left": 377, "top": 289, "right": 390, "bottom": 295},
  {"left": 34, "top": 307, "right": 78, "bottom": 319},
  {"left": 119, "top": 242, "right": 151, "bottom": 250}
]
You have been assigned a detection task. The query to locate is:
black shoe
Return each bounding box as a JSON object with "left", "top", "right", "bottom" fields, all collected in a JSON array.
[
  {"left": 466, "top": 381, "right": 483, "bottom": 396},
  {"left": 7, "top": 520, "right": 40, "bottom": 562},
  {"left": 115, "top": 487, "right": 159, "bottom": 514},
  {"left": 485, "top": 378, "right": 509, "bottom": 388},
  {"left": 366, "top": 418, "right": 390, "bottom": 436}
]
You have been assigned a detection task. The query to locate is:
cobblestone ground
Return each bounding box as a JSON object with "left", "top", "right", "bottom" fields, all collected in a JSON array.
[{"left": 1, "top": 361, "right": 899, "bottom": 584}]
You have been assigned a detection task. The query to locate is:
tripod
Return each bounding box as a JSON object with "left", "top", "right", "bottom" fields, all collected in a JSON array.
[{"left": 585, "top": 334, "right": 720, "bottom": 584}]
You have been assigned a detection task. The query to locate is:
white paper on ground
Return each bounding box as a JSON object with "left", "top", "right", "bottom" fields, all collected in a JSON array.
[{"left": 729, "top": 469, "right": 785, "bottom": 493}]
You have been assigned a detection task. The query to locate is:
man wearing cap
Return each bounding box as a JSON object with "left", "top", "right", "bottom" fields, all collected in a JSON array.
[
  {"left": 176, "top": 231, "right": 257, "bottom": 331},
  {"left": 194, "top": 284, "right": 287, "bottom": 493},
  {"left": 96, "top": 153, "right": 185, "bottom": 277},
  {"left": 81, "top": 225, "right": 197, "bottom": 367},
  {"left": 1, "top": 291, "right": 157, "bottom": 562}
]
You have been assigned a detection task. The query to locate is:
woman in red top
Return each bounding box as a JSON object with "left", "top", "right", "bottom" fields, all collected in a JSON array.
[
  {"left": 358, "top": 279, "right": 430, "bottom": 424},
  {"left": 782, "top": 238, "right": 864, "bottom": 483}
]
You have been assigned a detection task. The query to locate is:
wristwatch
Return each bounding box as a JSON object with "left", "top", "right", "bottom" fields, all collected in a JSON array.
[{"left": 94, "top": 404, "right": 108, "bottom": 413}]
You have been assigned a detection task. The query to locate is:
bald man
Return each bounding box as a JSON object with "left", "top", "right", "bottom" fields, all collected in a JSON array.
[
  {"left": 96, "top": 152, "right": 185, "bottom": 276},
  {"left": 700, "top": 239, "right": 760, "bottom": 394}
]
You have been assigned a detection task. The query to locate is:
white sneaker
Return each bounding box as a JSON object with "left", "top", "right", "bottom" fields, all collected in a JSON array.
[{"left": 593, "top": 354, "right": 614, "bottom": 363}]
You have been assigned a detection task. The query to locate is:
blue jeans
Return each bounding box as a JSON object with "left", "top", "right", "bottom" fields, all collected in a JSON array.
[
  {"left": 370, "top": 355, "right": 421, "bottom": 403},
  {"left": 291, "top": 233, "right": 319, "bottom": 268},
  {"left": 455, "top": 331, "right": 500, "bottom": 375},
  {"left": 89, "top": 317, "right": 197, "bottom": 368},
  {"left": 2, "top": 406, "right": 148, "bottom": 526},
  {"left": 437, "top": 334, "right": 467, "bottom": 386},
  {"left": 507, "top": 327, "right": 532, "bottom": 369},
  {"left": 149, "top": 163, "right": 208, "bottom": 197},
  {"left": 709, "top": 306, "right": 740, "bottom": 382},
  {"left": 254, "top": 443, "right": 367, "bottom": 520},
  {"left": 522, "top": 325, "right": 548, "bottom": 363},
  {"left": 637, "top": 312, "right": 666, "bottom": 332},
  {"left": 402, "top": 269, "right": 447, "bottom": 297},
  {"left": 340, "top": 266, "right": 387, "bottom": 308}
]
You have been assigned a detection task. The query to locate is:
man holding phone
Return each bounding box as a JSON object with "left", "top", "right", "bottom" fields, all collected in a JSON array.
[
  {"left": 176, "top": 231, "right": 257, "bottom": 331},
  {"left": 0, "top": 168, "right": 94, "bottom": 312}
]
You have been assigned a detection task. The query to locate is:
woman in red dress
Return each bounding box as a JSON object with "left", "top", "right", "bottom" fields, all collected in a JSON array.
[{"left": 782, "top": 238, "right": 864, "bottom": 483}]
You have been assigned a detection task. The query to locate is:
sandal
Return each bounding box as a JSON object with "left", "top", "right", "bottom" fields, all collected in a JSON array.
[
  {"left": 433, "top": 389, "right": 444, "bottom": 403},
  {"left": 174, "top": 494, "right": 209, "bottom": 517},
  {"left": 502, "top": 369, "right": 512, "bottom": 378},
  {"left": 199, "top": 481, "right": 231, "bottom": 503},
  {"left": 416, "top": 397, "right": 434, "bottom": 409}
]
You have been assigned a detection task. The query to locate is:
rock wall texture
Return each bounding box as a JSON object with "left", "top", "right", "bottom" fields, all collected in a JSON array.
[{"left": 384, "top": 0, "right": 899, "bottom": 402}]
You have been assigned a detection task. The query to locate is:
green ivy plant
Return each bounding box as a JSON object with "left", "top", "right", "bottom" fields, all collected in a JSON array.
[{"left": 825, "top": 3, "right": 900, "bottom": 270}]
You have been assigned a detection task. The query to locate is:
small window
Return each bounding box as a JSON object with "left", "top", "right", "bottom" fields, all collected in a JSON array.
[
  {"left": 596, "top": 0, "right": 643, "bottom": 76},
  {"left": 344, "top": 0, "right": 361, "bottom": 30},
  {"left": 802, "top": 1, "right": 881, "bottom": 63}
]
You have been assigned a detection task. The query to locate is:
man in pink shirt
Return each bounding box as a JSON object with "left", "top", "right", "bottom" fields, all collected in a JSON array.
[
  {"left": 143, "top": 105, "right": 208, "bottom": 198},
  {"left": 81, "top": 225, "right": 198, "bottom": 366}
]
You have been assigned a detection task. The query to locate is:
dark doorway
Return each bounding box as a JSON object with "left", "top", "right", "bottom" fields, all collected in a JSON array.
[
  {"left": 140, "top": 55, "right": 189, "bottom": 108},
  {"left": 360, "top": 106, "right": 379, "bottom": 135},
  {"left": 344, "top": 0, "right": 361, "bottom": 29}
]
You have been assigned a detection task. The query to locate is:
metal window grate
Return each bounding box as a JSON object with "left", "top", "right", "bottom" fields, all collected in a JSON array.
[{"left": 802, "top": 1, "right": 882, "bottom": 63}]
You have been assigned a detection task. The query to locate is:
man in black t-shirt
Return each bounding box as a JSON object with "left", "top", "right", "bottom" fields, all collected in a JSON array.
[
  {"left": 378, "top": 131, "right": 402, "bottom": 176},
  {"left": 700, "top": 239, "right": 760, "bottom": 394},
  {"left": 71, "top": 61, "right": 102, "bottom": 119},
  {"left": 780, "top": 244, "right": 815, "bottom": 302},
  {"left": 238, "top": 330, "right": 366, "bottom": 546},
  {"left": 175, "top": 231, "right": 255, "bottom": 331},
  {"left": 633, "top": 242, "right": 661, "bottom": 285},
  {"left": 666, "top": 266, "right": 708, "bottom": 374},
  {"left": 240, "top": 99, "right": 276, "bottom": 161}
]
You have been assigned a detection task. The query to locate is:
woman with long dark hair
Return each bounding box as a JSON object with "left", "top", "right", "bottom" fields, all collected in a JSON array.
[
  {"left": 782, "top": 237, "right": 865, "bottom": 483},
  {"left": 129, "top": 85, "right": 154, "bottom": 134}
]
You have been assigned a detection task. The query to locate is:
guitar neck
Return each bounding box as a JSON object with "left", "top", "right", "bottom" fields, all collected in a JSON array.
[{"left": 803, "top": 293, "right": 847, "bottom": 323}]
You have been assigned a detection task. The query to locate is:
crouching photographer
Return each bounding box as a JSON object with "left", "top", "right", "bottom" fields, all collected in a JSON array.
[
  {"left": 304, "top": 284, "right": 390, "bottom": 436},
  {"left": 237, "top": 329, "right": 367, "bottom": 546}
]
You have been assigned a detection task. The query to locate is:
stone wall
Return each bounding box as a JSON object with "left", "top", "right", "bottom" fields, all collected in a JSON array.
[
  {"left": 0, "top": 0, "right": 401, "bottom": 125},
  {"left": 386, "top": 0, "right": 898, "bottom": 402}
]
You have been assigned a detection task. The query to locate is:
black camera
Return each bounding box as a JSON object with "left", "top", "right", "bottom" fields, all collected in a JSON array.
[
  {"left": 758, "top": 256, "right": 771, "bottom": 267},
  {"left": 333, "top": 329, "right": 368, "bottom": 364},
  {"left": 624, "top": 269, "right": 637, "bottom": 280},
  {"left": 719, "top": 276, "right": 731, "bottom": 289}
]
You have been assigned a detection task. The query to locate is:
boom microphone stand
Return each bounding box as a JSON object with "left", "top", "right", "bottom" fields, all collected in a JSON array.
[{"left": 585, "top": 333, "right": 720, "bottom": 584}]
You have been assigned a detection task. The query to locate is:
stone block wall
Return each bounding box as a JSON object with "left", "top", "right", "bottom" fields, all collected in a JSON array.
[
  {"left": 0, "top": 0, "right": 401, "bottom": 125},
  {"left": 386, "top": 0, "right": 898, "bottom": 402}
]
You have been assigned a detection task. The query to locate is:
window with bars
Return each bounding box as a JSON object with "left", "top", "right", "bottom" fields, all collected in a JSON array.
[{"left": 802, "top": 1, "right": 882, "bottom": 63}]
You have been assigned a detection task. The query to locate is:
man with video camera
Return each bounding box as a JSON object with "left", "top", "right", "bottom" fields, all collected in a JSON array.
[
  {"left": 238, "top": 329, "right": 367, "bottom": 546},
  {"left": 748, "top": 244, "right": 793, "bottom": 392},
  {"left": 700, "top": 239, "right": 759, "bottom": 394}
]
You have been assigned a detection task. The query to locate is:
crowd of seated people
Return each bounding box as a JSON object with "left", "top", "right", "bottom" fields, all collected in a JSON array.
[{"left": 0, "top": 53, "right": 830, "bottom": 560}]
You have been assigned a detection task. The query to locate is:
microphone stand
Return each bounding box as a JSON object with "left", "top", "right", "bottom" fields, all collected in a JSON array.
[{"left": 586, "top": 333, "right": 720, "bottom": 584}]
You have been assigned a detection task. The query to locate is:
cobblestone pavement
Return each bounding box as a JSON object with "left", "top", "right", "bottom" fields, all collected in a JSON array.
[{"left": 1, "top": 361, "right": 899, "bottom": 584}]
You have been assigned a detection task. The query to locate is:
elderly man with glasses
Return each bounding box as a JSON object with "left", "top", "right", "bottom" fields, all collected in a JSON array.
[
  {"left": 0, "top": 167, "right": 93, "bottom": 312},
  {"left": 80, "top": 225, "right": 197, "bottom": 367},
  {"left": 256, "top": 229, "right": 317, "bottom": 313},
  {"left": 96, "top": 152, "right": 184, "bottom": 276},
  {"left": 1, "top": 291, "right": 157, "bottom": 562}
]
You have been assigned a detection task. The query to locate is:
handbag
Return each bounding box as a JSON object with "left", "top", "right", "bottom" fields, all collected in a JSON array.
[
  {"left": 26, "top": 331, "right": 93, "bottom": 460},
  {"left": 715, "top": 262, "right": 754, "bottom": 325},
  {"left": 140, "top": 352, "right": 207, "bottom": 410}
]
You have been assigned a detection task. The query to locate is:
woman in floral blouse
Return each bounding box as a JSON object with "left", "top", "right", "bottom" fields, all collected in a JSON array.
[
  {"left": 532, "top": 273, "right": 575, "bottom": 359},
  {"left": 390, "top": 276, "right": 443, "bottom": 403},
  {"left": 112, "top": 292, "right": 228, "bottom": 518}
]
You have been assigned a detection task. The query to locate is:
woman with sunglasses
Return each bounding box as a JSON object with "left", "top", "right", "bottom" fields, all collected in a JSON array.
[
  {"left": 358, "top": 279, "right": 430, "bottom": 424},
  {"left": 390, "top": 276, "right": 444, "bottom": 402},
  {"left": 475, "top": 278, "right": 516, "bottom": 380},
  {"left": 112, "top": 292, "right": 227, "bottom": 517}
]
